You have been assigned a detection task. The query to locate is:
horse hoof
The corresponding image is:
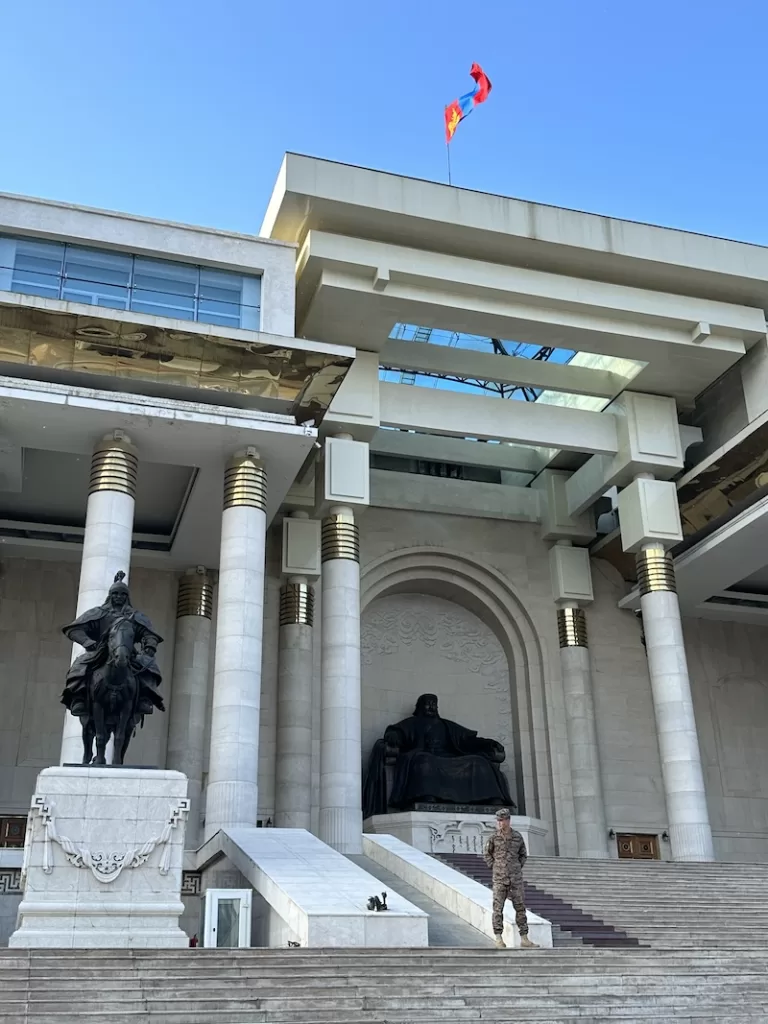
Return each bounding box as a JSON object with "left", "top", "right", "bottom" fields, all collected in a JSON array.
[{"left": 94, "top": 757, "right": 106, "bottom": 766}]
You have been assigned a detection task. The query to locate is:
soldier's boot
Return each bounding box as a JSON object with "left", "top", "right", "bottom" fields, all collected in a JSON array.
[
  {"left": 494, "top": 935, "right": 506, "bottom": 949},
  {"left": 520, "top": 934, "right": 539, "bottom": 949}
]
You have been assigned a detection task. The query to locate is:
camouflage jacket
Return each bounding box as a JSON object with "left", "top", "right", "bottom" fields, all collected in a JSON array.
[{"left": 484, "top": 829, "right": 527, "bottom": 881}]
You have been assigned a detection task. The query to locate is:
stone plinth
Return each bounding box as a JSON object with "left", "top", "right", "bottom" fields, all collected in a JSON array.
[
  {"left": 10, "top": 767, "right": 189, "bottom": 948},
  {"left": 364, "top": 811, "right": 548, "bottom": 856}
]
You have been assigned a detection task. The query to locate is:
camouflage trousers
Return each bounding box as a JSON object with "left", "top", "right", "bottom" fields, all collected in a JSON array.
[{"left": 492, "top": 877, "right": 528, "bottom": 936}]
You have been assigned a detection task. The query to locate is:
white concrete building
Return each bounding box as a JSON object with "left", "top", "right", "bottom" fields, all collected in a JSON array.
[{"left": 3, "top": 154, "right": 768, "bottom": 943}]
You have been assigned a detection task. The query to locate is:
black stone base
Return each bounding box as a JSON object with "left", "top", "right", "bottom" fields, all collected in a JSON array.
[
  {"left": 63, "top": 763, "right": 160, "bottom": 770},
  {"left": 411, "top": 803, "right": 505, "bottom": 814}
]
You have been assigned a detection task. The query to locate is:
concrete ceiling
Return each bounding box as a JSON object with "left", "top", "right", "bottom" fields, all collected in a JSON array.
[{"left": 0, "top": 375, "right": 316, "bottom": 569}]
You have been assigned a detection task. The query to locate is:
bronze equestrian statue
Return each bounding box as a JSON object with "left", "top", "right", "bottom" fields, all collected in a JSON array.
[
  {"left": 61, "top": 572, "right": 165, "bottom": 765},
  {"left": 362, "top": 693, "right": 515, "bottom": 819}
]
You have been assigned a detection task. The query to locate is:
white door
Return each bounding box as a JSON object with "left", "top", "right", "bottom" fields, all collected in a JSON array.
[{"left": 203, "top": 888, "right": 252, "bottom": 948}]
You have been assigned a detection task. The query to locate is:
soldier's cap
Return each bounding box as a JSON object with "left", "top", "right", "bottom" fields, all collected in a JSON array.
[{"left": 495, "top": 808, "right": 511, "bottom": 820}]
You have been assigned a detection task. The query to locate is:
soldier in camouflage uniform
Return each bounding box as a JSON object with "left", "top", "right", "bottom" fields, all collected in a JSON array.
[{"left": 484, "top": 807, "right": 538, "bottom": 949}]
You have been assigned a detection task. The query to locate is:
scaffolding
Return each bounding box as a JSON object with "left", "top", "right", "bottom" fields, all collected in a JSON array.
[{"left": 384, "top": 325, "right": 570, "bottom": 402}]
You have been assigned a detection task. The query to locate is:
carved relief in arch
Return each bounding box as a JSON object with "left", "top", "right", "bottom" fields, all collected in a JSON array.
[{"left": 359, "top": 547, "right": 555, "bottom": 829}]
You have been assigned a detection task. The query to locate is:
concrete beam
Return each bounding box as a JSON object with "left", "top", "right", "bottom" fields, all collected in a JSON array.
[
  {"left": 379, "top": 382, "right": 619, "bottom": 455},
  {"left": 381, "top": 339, "right": 626, "bottom": 399},
  {"left": 369, "top": 469, "right": 540, "bottom": 522},
  {"left": 370, "top": 429, "right": 543, "bottom": 473}
]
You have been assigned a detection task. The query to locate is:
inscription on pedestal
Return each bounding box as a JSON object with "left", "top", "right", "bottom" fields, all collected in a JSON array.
[{"left": 413, "top": 803, "right": 501, "bottom": 814}]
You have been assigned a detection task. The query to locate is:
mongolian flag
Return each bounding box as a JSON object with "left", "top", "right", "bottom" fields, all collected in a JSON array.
[{"left": 444, "top": 63, "right": 492, "bottom": 143}]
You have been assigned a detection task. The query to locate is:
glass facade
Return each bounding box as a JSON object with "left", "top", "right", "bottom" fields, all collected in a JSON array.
[{"left": 0, "top": 235, "right": 261, "bottom": 330}]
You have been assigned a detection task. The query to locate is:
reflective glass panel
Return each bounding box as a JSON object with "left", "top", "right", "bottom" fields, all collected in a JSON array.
[
  {"left": 11, "top": 238, "right": 64, "bottom": 299},
  {"left": 62, "top": 246, "right": 131, "bottom": 309},
  {"left": 131, "top": 257, "right": 197, "bottom": 320},
  {"left": 216, "top": 898, "right": 240, "bottom": 947}
]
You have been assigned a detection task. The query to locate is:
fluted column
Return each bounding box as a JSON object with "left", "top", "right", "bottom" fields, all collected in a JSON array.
[
  {"left": 319, "top": 506, "right": 362, "bottom": 853},
  {"left": 166, "top": 567, "right": 214, "bottom": 848},
  {"left": 204, "top": 449, "right": 267, "bottom": 840},
  {"left": 557, "top": 605, "right": 609, "bottom": 858},
  {"left": 60, "top": 433, "right": 138, "bottom": 764},
  {"left": 637, "top": 545, "right": 714, "bottom": 862},
  {"left": 274, "top": 577, "right": 314, "bottom": 829}
]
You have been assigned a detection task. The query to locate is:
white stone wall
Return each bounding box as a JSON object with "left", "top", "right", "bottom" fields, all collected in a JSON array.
[
  {"left": 4, "top": 523, "right": 768, "bottom": 867},
  {"left": 685, "top": 617, "right": 768, "bottom": 862},
  {"left": 360, "top": 592, "right": 517, "bottom": 801},
  {"left": 587, "top": 559, "right": 668, "bottom": 837}
]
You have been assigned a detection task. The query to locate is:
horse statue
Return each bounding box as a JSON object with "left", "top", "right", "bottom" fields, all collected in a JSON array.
[{"left": 61, "top": 571, "right": 165, "bottom": 766}]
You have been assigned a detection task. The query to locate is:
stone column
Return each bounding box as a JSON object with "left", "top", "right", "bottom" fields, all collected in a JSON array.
[
  {"left": 557, "top": 604, "right": 609, "bottom": 859},
  {"left": 319, "top": 506, "right": 362, "bottom": 853},
  {"left": 274, "top": 577, "right": 314, "bottom": 829},
  {"left": 637, "top": 545, "right": 714, "bottom": 862},
  {"left": 166, "top": 567, "right": 214, "bottom": 848},
  {"left": 60, "top": 433, "right": 138, "bottom": 765},
  {"left": 204, "top": 449, "right": 267, "bottom": 840}
]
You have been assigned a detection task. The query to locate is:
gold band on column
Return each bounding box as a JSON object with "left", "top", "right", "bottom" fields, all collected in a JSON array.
[
  {"left": 89, "top": 439, "right": 138, "bottom": 497},
  {"left": 321, "top": 513, "right": 359, "bottom": 562},
  {"left": 636, "top": 546, "right": 676, "bottom": 595},
  {"left": 279, "top": 582, "right": 314, "bottom": 627},
  {"left": 177, "top": 571, "right": 214, "bottom": 619},
  {"left": 223, "top": 454, "right": 267, "bottom": 511},
  {"left": 557, "top": 607, "right": 588, "bottom": 648}
]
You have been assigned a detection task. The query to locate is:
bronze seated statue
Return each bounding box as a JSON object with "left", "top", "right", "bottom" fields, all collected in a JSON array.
[{"left": 362, "top": 693, "right": 515, "bottom": 819}]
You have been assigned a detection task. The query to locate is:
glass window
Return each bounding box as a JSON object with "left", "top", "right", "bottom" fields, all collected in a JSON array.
[
  {"left": 62, "top": 246, "right": 131, "bottom": 310},
  {"left": 11, "top": 238, "right": 64, "bottom": 299},
  {"left": 198, "top": 268, "right": 242, "bottom": 328},
  {"left": 0, "top": 233, "right": 260, "bottom": 331},
  {"left": 131, "top": 257, "right": 197, "bottom": 321}
]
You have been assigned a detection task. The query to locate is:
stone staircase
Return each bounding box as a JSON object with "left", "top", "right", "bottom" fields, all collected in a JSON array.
[
  {"left": 523, "top": 857, "right": 768, "bottom": 949},
  {"left": 4, "top": 947, "right": 768, "bottom": 1023},
  {"left": 438, "top": 853, "right": 643, "bottom": 948},
  {"left": 440, "top": 855, "right": 768, "bottom": 950}
]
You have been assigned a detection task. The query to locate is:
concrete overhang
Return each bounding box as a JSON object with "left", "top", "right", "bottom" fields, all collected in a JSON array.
[
  {"left": 617, "top": 494, "right": 768, "bottom": 625},
  {"left": 0, "top": 291, "right": 354, "bottom": 424},
  {"left": 598, "top": 413, "right": 768, "bottom": 621},
  {"left": 262, "top": 153, "right": 768, "bottom": 314},
  {"left": 0, "top": 376, "right": 317, "bottom": 569},
  {"left": 296, "top": 251, "right": 753, "bottom": 408}
]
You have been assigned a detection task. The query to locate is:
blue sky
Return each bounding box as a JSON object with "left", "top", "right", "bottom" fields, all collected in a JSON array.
[{"left": 2, "top": 0, "right": 767, "bottom": 244}]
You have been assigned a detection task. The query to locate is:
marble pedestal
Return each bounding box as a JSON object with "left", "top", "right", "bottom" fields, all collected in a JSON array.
[
  {"left": 10, "top": 767, "right": 189, "bottom": 948},
  {"left": 364, "top": 811, "right": 549, "bottom": 856}
]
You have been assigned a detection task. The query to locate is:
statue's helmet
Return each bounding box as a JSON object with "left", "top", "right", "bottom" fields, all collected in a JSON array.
[
  {"left": 414, "top": 693, "right": 438, "bottom": 714},
  {"left": 108, "top": 570, "right": 130, "bottom": 598}
]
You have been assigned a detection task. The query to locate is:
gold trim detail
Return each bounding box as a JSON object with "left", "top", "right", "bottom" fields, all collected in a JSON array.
[
  {"left": 279, "top": 583, "right": 314, "bottom": 627},
  {"left": 223, "top": 455, "right": 267, "bottom": 511},
  {"left": 0, "top": 302, "right": 353, "bottom": 421},
  {"left": 321, "top": 514, "right": 359, "bottom": 563},
  {"left": 177, "top": 573, "right": 213, "bottom": 619},
  {"left": 89, "top": 440, "right": 138, "bottom": 497},
  {"left": 557, "top": 607, "right": 588, "bottom": 648},
  {"left": 636, "top": 547, "right": 676, "bottom": 595}
]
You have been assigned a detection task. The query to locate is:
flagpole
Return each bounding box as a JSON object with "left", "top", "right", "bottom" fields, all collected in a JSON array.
[{"left": 446, "top": 142, "right": 452, "bottom": 186}]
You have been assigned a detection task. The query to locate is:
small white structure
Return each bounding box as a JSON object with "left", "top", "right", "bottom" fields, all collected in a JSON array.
[
  {"left": 198, "top": 827, "right": 429, "bottom": 947},
  {"left": 364, "top": 812, "right": 548, "bottom": 857},
  {"left": 10, "top": 767, "right": 189, "bottom": 948}
]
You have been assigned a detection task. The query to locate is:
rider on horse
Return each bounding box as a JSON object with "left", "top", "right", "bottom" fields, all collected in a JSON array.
[{"left": 61, "top": 572, "right": 164, "bottom": 724}]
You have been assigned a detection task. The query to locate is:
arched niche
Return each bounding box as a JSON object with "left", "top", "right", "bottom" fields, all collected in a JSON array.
[{"left": 360, "top": 547, "right": 555, "bottom": 825}]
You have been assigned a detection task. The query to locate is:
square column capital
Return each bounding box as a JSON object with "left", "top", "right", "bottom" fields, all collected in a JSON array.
[
  {"left": 618, "top": 477, "right": 683, "bottom": 553},
  {"left": 549, "top": 544, "right": 594, "bottom": 604},
  {"left": 315, "top": 436, "right": 370, "bottom": 517},
  {"left": 281, "top": 516, "right": 322, "bottom": 579}
]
